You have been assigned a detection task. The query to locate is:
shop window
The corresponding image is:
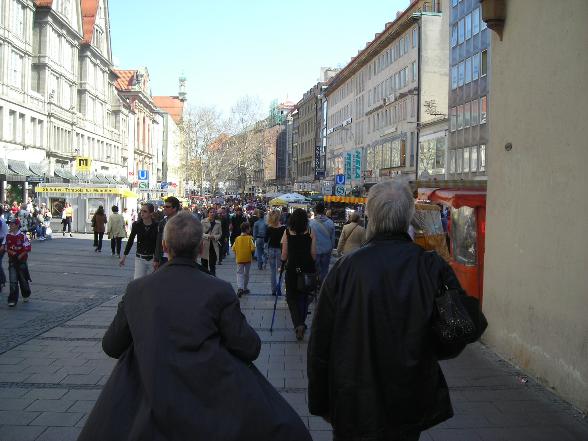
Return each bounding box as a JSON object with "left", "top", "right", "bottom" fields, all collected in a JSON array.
[{"left": 450, "top": 206, "right": 477, "bottom": 266}]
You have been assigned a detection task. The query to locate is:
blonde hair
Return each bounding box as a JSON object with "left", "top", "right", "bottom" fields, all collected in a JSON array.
[{"left": 268, "top": 210, "right": 281, "bottom": 227}]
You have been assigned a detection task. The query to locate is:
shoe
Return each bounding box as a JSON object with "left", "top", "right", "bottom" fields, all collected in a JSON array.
[
  {"left": 8, "top": 302, "right": 15, "bottom": 307},
  {"left": 295, "top": 325, "right": 305, "bottom": 341},
  {"left": 98, "top": 250, "right": 101, "bottom": 252},
  {"left": 217, "top": 261, "right": 222, "bottom": 265},
  {"left": 23, "top": 297, "right": 29, "bottom": 303},
  {"left": 243, "top": 289, "right": 250, "bottom": 295},
  {"left": 112, "top": 253, "right": 115, "bottom": 256},
  {"left": 62, "top": 232, "right": 65, "bottom": 236},
  {"left": 237, "top": 289, "right": 243, "bottom": 298},
  {"left": 70, "top": 234, "right": 73, "bottom": 237}
]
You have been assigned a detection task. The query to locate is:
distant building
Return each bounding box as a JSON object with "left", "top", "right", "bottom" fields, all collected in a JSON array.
[
  {"left": 447, "top": 0, "right": 489, "bottom": 179},
  {"left": 153, "top": 95, "right": 184, "bottom": 196},
  {"left": 324, "top": 0, "right": 447, "bottom": 194}
]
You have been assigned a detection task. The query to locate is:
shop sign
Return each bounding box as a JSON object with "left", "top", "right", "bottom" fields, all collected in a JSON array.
[
  {"left": 75, "top": 157, "right": 92, "bottom": 172},
  {"left": 345, "top": 153, "right": 352, "bottom": 181},
  {"left": 36, "top": 186, "right": 123, "bottom": 194},
  {"left": 354, "top": 149, "right": 362, "bottom": 179}
]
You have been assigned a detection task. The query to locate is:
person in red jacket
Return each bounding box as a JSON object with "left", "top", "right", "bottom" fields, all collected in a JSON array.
[{"left": 1, "top": 218, "right": 31, "bottom": 306}]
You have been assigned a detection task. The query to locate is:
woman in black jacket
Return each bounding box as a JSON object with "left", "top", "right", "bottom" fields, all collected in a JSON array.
[{"left": 308, "top": 180, "right": 479, "bottom": 441}]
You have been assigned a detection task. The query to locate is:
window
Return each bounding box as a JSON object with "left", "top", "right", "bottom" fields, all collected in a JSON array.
[
  {"left": 457, "top": 105, "right": 463, "bottom": 129},
  {"left": 404, "top": 35, "right": 410, "bottom": 53},
  {"left": 452, "top": 0, "right": 458, "bottom": 6},
  {"left": 479, "top": 144, "right": 486, "bottom": 171},
  {"left": 465, "top": 57, "right": 472, "bottom": 84},
  {"left": 458, "top": 18, "right": 465, "bottom": 44},
  {"left": 450, "top": 206, "right": 477, "bottom": 265},
  {"left": 464, "top": 101, "right": 471, "bottom": 127},
  {"left": 463, "top": 147, "right": 470, "bottom": 172},
  {"left": 8, "top": 50, "right": 23, "bottom": 89},
  {"left": 472, "top": 52, "right": 480, "bottom": 80},
  {"left": 450, "top": 107, "right": 457, "bottom": 132},
  {"left": 449, "top": 149, "right": 456, "bottom": 173},
  {"left": 471, "top": 98, "right": 479, "bottom": 125},
  {"left": 400, "top": 68, "right": 406, "bottom": 87},
  {"left": 472, "top": 8, "right": 480, "bottom": 35},
  {"left": 10, "top": 1, "right": 25, "bottom": 38},
  {"left": 451, "top": 66, "right": 458, "bottom": 89},
  {"left": 412, "top": 61, "right": 417, "bottom": 82},
  {"left": 435, "top": 137, "right": 446, "bottom": 169},
  {"left": 456, "top": 148, "right": 463, "bottom": 172},
  {"left": 471, "top": 147, "right": 478, "bottom": 172},
  {"left": 412, "top": 27, "right": 418, "bottom": 48},
  {"left": 400, "top": 39, "right": 404, "bottom": 57},
  {"left": 451, "top": 24, "right": 458, "bottom": 47},
  {"left": 458, "top": 61, "right": 465, "bottom": 86},
  {"left": 481, "top": 50, "right": 488, "bottom": 76},
  {"left": 465, "top": 13, "right": 472, "bottom": 40},
  {"left": 480, "top": 96, "right": 487, "bottom": 123},
  {"left": 62, "top": 83, "right": 70, "bottom": 109}
]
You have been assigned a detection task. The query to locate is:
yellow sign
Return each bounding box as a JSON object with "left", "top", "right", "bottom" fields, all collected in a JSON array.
[
  {"left": 35, "top": 186, "right": 137, "bottom": 198},
  {"left": 75, "top": 157, "right": 92, "bottom": 172}
]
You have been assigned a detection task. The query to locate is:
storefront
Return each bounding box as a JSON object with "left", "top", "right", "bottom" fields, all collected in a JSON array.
[{"left": 35, "top": 184, "right": 139, "bottom": 234}]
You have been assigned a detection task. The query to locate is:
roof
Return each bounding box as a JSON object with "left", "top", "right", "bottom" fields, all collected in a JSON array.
[
  {"left": 113, "top": 69, "right": 137, "bottom": 92},
  {"left": 81, "top": 0, "right": 99, "bottom": 45},
  {"left": 153, "top": 96, "right": 184, "bottom": 125}
]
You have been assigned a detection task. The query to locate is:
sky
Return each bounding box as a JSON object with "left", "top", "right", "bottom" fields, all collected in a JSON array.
[{"left": 109, "top": 0, "right": 410, "bottom": 117}]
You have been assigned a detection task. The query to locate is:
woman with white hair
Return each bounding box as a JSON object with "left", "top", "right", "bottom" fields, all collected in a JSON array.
[
  {"left": 308, "top": 180, "right": 483, "bottom": 441},
  {"left": 336, "top": 211, "right": 365, "bottom": 255}
]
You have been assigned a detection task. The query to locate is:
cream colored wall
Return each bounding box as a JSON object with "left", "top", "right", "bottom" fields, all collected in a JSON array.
[
  {"left": 419, "top": 13, "right": 448, "bottom": 125},
  {"left": 483, "top": 0, "right": 588, "bottom": 412}
]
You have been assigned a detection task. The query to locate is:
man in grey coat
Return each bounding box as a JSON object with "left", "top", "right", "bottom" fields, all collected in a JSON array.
[{"left": 79, "top": 212, "right": 311, "bottom": 441}]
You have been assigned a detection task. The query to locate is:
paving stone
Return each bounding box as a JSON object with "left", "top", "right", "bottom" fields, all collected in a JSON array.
[
  {"left": 67, "top": 400, "right": 96, "bottom": 412},
  {"left": 427, "top": 428, "right": 484, "bottom": 441},
  {"left": 25, "top": 372, "right": 68, "bottom": 384},
  {"left": 35, "top": 426, "right": 82, "bottom": 441},
  {"left": 22, "top": 389, "right": 68, "bottom": 400},
  {"left": 0, "top": 410, "right": 42, "bottom": 425},
  {"left": 30, "top": 411, "right": 84, "bottom": 427},
  {"left": 61, "top": 389, "right": 102, "bottom": 401},
  {"left": 0, "top": 425, "right": 46, "bottom": 441},
  {"left": 0, "top": 388, "right": 28, "bottom": 399},
  {"left": 0, "top": 398, "right": 36, "bottom": 411},
  {"left": 60, "top": 373, "right": 103, "bottom": 385},
  {"left": 26, "top": 399, "right": 76, "bottom": 412},
  {"left": 310, "top": 430, "right": 333, "bottom": 441}
]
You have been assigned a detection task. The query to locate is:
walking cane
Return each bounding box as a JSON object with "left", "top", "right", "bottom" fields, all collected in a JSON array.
[{"left": 270, "top": 261, "right": 286, "bottom": 335}]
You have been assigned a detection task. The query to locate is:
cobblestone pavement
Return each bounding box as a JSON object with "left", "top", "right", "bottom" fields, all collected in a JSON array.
[{"left": 0, "top": 236, "right": 587, "bottom": 440}]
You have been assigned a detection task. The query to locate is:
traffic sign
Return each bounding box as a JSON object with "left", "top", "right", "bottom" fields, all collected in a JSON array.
[
  {"left": 335, "top": 185, "right": 345, "bottom": 196},
  {"left": 139, "top": 182, "right": 148, "bottom": 189},
  {"left": 137, "top": 170, "right": 149, "bottom": 181},
  {"left": 335, "top": 174, "right": 346, "bottom": 185}
]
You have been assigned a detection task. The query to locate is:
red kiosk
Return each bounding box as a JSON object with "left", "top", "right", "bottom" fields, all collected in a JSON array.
[{"left": 418, "top": 188, "right": 487, "bottom": 303}]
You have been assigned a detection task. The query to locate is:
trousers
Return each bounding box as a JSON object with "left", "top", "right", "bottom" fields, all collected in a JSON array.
[
  {"left": 133, "top": 256, "right": 153, "bottom": 280},
  {"left": 236, "top": 263, "right": 251, "bottom": 290}
]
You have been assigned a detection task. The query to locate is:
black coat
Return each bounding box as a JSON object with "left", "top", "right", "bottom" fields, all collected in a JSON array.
[
  {"left": 308, "top": 233, "right": 461, "bottom": 441},
  {"left": 79, "top": 257, "right": 311, "bottom": 441}
]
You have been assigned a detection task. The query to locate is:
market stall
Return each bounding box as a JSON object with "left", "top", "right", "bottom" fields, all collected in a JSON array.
[
  {"left": 323, "top": 195, "right": 368, "bottom": 242},
  {"left": 418, "top": 187, "right": 487, "bottom": 303}
]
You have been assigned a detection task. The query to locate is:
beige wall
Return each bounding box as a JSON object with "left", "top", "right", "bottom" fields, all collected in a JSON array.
[{"left": 483, "top": 0, "right": 588, "bottom": 412}]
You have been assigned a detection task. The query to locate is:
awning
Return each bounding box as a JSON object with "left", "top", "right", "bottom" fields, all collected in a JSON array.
[
  {"left": 94, "top": 174, "right": 109, "bottom": 184},
  {"left": 28, "top": 163, "right": 45, "bottom": 177},
  {"left": 1, "top": 160, "right": 26, "bottom": 182},
  {"left": 418, "top": 188, "right": 486, "bottom": 209},
  {"left": 8, "top": 160, "right": 32, "bottom": 176},
  {"left": 324, "top": 195, "right": 367, "bottom": 204},
  {"left": 54, "top": 167, "right": 78, "bottom": 181},
  {"left": 105, "top": 176, "right": 118, "bottom": 184}
]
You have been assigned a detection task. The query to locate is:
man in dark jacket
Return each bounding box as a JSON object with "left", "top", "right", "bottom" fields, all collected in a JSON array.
[
  {"left": 153, "top": 196, "right": 180, "bottom": 269},
  {"left": 308, "top": 180, "right": 464, "bottom": 441},
  {"left": 79, "top": 212, "right": 311, "bottom": 441}
]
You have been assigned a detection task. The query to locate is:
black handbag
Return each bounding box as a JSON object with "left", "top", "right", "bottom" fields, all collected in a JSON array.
[
  {"left": 296, "top": 269, "right": 317, "bottom": 293},
  {"left": 427, "top": 252, "right": 488, "bottom": 359}
]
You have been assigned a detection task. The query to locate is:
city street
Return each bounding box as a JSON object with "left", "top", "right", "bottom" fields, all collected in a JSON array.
[{"left": 0, "top": 236, "right": 586, "bottom": 441}]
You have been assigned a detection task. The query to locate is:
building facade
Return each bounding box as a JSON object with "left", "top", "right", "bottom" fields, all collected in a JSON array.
[
  {"left": 325, "top": 0, "right": 447, "bottom": 195},
  {"left": 153, "top": 95, "right": 184, "bottom": 196},
  {"left": 447, "top": 0, "right": 489, "bottom": 179}
]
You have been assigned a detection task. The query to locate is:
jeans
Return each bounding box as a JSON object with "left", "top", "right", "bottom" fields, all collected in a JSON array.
[
  {"left": 267, "top": 247, "right": 281, "bottom": 294},
  {"left": 8, "top": 260, "right": 31, "bottom": 304},
  {"left": 255, "top": 238, "right": 266, "bottom": 269},
  {"left": 111, "top": 237, "right": 122, "bottom": 256},
  {"left": 201, "top": 242, "right": 217, "bottom": 276},
  {"left": 134, "top": 255, "right": 153, "bottom": 280},
  {"left": 62, "top": 217, "right": 72, "bottom": 233},
  {"left": 93, "top": 232, "right": 104, "bottom": 250},
  {"left": 237, "top": 263, "right": 251, "bottom": 290},
  {"left": 315, "top": 252, "right": 332, "bottom": 286}
]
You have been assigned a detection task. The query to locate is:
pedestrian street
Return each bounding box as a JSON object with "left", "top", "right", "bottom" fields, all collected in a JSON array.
[{"left": 0, "top": 235, "right": 586, "bottom": 440}]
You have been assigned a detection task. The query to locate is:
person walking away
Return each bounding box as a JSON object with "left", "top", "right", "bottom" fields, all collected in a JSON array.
[
  {"left": 253, "top": 210, "right": 267, "bottom": 270},
  {"left": 229, "top": 206, "right": 246, "bottom": 247},
  {"left": 232, "top": 222, "right": 255, "bottom": 297},
  {"left": 308, "top": 180, "right": 481, "bottom": 441},
  {"left": 153, "top": 196, "right": 180, "bottom": 269},
  {"left": 279, "top": 206, "right": 290, "bottom": 226},
  {"left": 336, "top": 211, "right": 366, "bottom": 256},
  {"left": 91, "top": 206, "right": 107, "bottom": 252},
  {"left": 107, "top": 206, "right": 126, "bottom": 257},
  {"left": 266, "top": 210, "right": 286, "bottom": 296},
  {"left": 120, "top": 203, "right": 158, "bottom": 279},
  {"left": 2, "top": 219, "right": 32, "bottom": 307},
  {"left": 122, "top": 208, "right": 131, "bottom": 235},
  {"left": 218, "top": 207, "right": 230, "bottom": 264},
  {"left": 281, "top": 208, "right": 316, "bottom": 341},
  {"left": 0, "top": 208, "right": 7, "bottom": 290},
  {"left": 62, "top": 202, "right": 73, "bottom": 237},
  {"left": 200, "top": 208, "right": 222, "bottom": 276},
  {"left": 309, "top": 202, "right": 335, "bottom": 286}
]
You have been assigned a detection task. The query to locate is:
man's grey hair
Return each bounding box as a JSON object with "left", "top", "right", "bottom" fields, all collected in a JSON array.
[
  {"left": 366, "top": 180, "right": 414, "bottom": 241},
  {"left": 163, "top": 211, "right": 203, "bottom": 258}
]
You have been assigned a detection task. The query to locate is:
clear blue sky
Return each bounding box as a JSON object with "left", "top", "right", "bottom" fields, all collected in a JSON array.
[{"left": 109, "top": 0, "right": 409, "bottom": 116}]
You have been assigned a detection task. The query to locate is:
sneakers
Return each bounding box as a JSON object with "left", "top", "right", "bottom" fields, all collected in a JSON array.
[
  {"left": 23, "top": 297, "right": 29, "bottom": 303},
  {"left": 62, "top": 232, "right": 65, "bottom": 237},
  {"left": 237, "top": 289, "right": 244, "bottom": 298},
  {"left": 243, "top": 289, "right": 250, "bottom": 295},
  {"left": 7, "top": 302, "right": 15, "bottom": 307},
  {"left": 70, "top": 233, "right": 73, "bottom": 237}
]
